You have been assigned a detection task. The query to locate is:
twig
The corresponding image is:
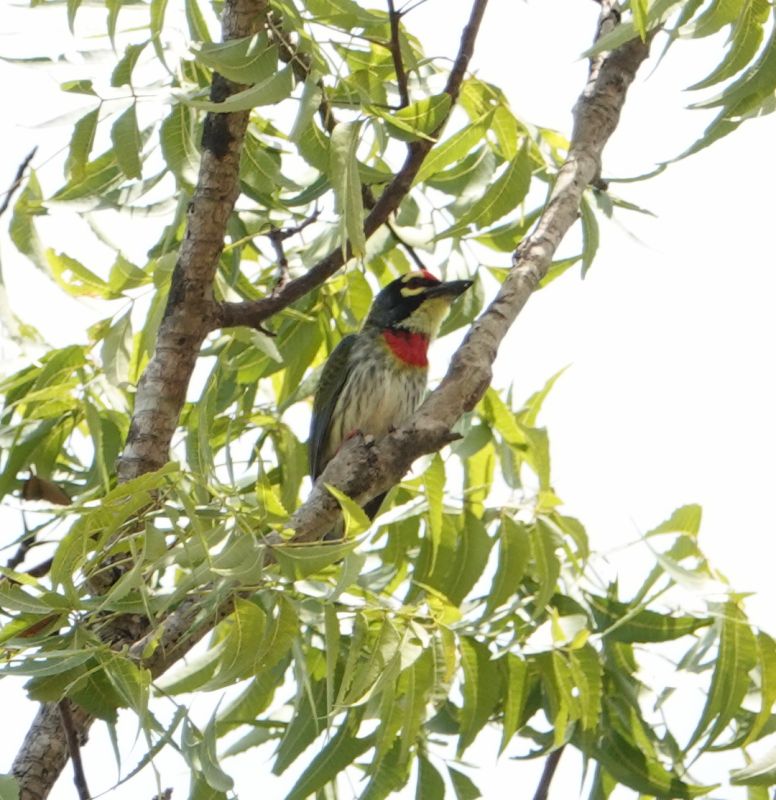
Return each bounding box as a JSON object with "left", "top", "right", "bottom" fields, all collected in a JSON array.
[
  {"left": 0, "top": 147, "right": 37, "bottom": 218},
  {"left": 387, "top": 0, "right": 410, "bottom": 108},
  {"left": 385, "top": 220, "right": 427, "bottom": 271},
  {"left": 58, "top": 700, "right": 91, "bottom": 800},
  {"left": 217, "top": 0, "right": 490, "bottom": 330},
  {"left": 269, "top": 14, "right": 336, "bottom": 133},
  {"left": 268, "top": 208, "right": 321, "bottom": 293},
  {"left": 531, "top": 746, "right": 564, "bottom": 800}
]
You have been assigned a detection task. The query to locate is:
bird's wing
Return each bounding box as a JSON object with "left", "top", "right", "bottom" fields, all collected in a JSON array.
[{"left": 309, "top": 334, "right": 357, "bottom": 480}]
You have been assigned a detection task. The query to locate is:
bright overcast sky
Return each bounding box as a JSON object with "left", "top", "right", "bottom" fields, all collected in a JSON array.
[{"left": 2, "top": 0, "right": 776, "bottom": 797}]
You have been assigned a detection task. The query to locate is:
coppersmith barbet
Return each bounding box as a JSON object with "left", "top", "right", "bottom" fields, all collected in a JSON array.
[{"left": 309, "top": 270, "right": 472, "bottom": 527}]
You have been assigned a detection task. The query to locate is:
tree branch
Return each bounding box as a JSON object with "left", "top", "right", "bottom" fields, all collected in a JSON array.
[
  {"left": 216, "top": 0, "right": 490, "bottom": 330},
  {"left": 0, "top": 148, "right": 37, "bottom": 218},
  {"left": 387, "top": 0, "right": 410, "bottom": 108},
  {"left": 58, "top": 701, "right": 91, "bottom": 800},
  {"left": 115, "top": 0, "right": 652, "bottom": 690},
  {"left": 532, "top": 746, "right": 564, "bottom": 800},
  {"left": 12, "top": 3, "right": 269, "bottom": 798},
  {"left": 116, "top": 0, "right": 269, "bottom": 484},
  {"left": 274, "top": 11, "right": 653, "bottom": 543}
]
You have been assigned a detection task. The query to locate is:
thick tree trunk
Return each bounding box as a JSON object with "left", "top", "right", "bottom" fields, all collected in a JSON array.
[{"left": 11, "top": 2, "right": 268, "bottom": 797}]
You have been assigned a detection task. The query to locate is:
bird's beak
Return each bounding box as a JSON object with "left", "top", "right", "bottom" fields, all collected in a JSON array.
[{"left": 423, "top": 279, "right": 473, "bottom": 299}]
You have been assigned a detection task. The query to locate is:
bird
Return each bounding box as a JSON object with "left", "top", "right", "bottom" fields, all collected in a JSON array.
[{"left": 309, "top": 269, "right": 472, "bottom": 531}]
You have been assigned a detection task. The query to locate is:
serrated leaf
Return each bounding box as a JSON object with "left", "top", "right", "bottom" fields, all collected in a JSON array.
[
  {"left": 65, "top": 108, "right": 99, "bottom": 181},
  {"left": 688, "top": 601, "right": 757, "bottom": 749},
  {"left": 449, "top": 766, "right": 481, "bottom": 800},
  {"left": 161, "top": 103, "right": 199, "bottom": 183},
  {"left": 192, "top": 34, "right": 277, "bottom": 85},
  {"left": 646, "top": 503, "right": 702, "bottom": 537},
  {"left": 181, "top": 65, "right": 294, "bottom": 112},
  {"left": 530, "top": 519, "right": 560, "bottom": 616},
  {"left": 416, "top": 757, "right": 445, "bottom": 800},
  {"left": 111, "top": 42, "right": 147, "bottom": 87},
  {"left": 329, "top": 120, "right": 366, "bottom": 257},
  {"left": 284, "top": 721, "right": 374, "bottom": 800},
  {"left": 687, "top": 0, "right": 769, "bottom": 90},
  {"left": 415, "top": 115, "right": 490, "bottom": 184},
  {"left": 378, "top": 93, "right": 451, "bottom": 142},
  {"left": 438, "top": 143, "right": 532, "bottom": 238},
  {"left": 290, "top": 76, "right": 323, "bottom": 142},
  {"left": 500, "top": 654, "right": 529, "bottom": 754},
  {"left": 458, "top": 637, "right": 501, "bottom": 755},
  {"left": 424, "top": 454, "right": 445, "bottom": 568},
  {"left": 487, "top": 517, "right": 530, "bottom": 614},
  {"left": 325, "top": 483, "right": 371, "bottom": 538},
  {"left": 632, "top": 0, "right": 648, "bottom": 40},
  {"left": 744, "top": 633, "right": 776, "bottom": 745},
  {"left": 581, "top": 729, "right": 713, "bottom": 798},
  {"left": 111, "top": 104, "right": 142, "bottom": 179},
  {"left": 590, "top": 595, "right": 712, "bottom": 643}
]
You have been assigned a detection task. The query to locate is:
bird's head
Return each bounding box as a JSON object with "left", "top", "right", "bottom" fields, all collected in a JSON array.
[{"left": 365, "top": 270, "right": 473, "bottom": 338}]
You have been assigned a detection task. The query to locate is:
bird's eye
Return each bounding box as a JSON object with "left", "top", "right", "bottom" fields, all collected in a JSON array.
[{"left": 406, "top": 277, "right": 424, "bottom": 289}]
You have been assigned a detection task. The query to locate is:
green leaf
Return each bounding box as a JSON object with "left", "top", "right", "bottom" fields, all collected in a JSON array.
[
  {"left": 110, "top": 104, "right": 142, "bottom": 179},
  {"left": 415, "top": 115, "right": 490, "bottom": 183},
  {"left": 443, "top": 514, "right": 493, "bottom": 606},
  {"left": 330, "top": 120, "right": 366, "bottom": 257},
  {"left": 161, "top": 103, "right": 199, "bottom": 183},
  {"left": 632, "top": 0, "right": 648, "bottom": 40},
  {"left": 191, "top": 34, "right": 278, "bottom": 85},
  {"left": 284, "top": 720, "right": 374, "bottom": 800},
  {"left": 500, "top": 654, "right": 530, "bottom": 754},
  {"left": 326, "top": 483, "right": 372, "bottom": 538},
  {"left": 416, "top": 757, "right": 445, "bottom": 800},
  {"left": 273, "top": 678, "right": 328, "bottom": 775},
  {"left": 582, "top": 730, "right": 713, "bottom": 798},
  {"left": 289, "top": 76, "right": 323, "bottom": 142},
  {"left": 646, "top": 503, "right": 703, "bottom": 537},
  {"left": 687, "top": 0, "right": 769, "bottom": 90},
  {"left": 569, "top": 643, "right": 602, "bottom": 731},
  {"left": 590, "top": 596, "right": 712, "bottom": 643},
  {"left": 181, "top": 65, "right": 294, "bottom": 112},
  {"left": 424, "top": 453, "right": 445, "bottom": 567},
  {"left": 690, "top": 0, "right": 744, "bottom": 38},
  {"left": 458, "top": 637, "right": 501, "bottom": 755},
  {"left": 65, "top": 108, "right": 99, "bottom": 181},
  {"left": 530, "top": 519, "right": 560, "bottom": 616},
  {"left": 0, "top": 774, "right": 19, "bottom": 800},
  {"left": 378, "top": 93, "right": 452, "bottom": 142},
  {"left": 272, "top": 539, "right": 359, "bottom": 580},
  {"left": 688, "top": 601, "right": 757, "bottom": 749},
  {"left": 101, "top": 311, "right": 132, "bottom": 386},
  {"left": 580, "top": 194, "right": 599, "bottom": 277},
  {"left": 486, "top": 517, "right": 530, "bottom": 614},
  {"left": 439, "top": 143, "right": 533, "bottom": 238},
  {"left": 731, "top": 745, "right": 776, "bottom": 786},
  {"left": 448, "top": 766, "right": 481, "bottom": 800},
  {"left": 744, "top": 633, "right": 776, "bottom": 745},
  {"left": 111, "top": 42, "right": 147, "bottom": 87}
]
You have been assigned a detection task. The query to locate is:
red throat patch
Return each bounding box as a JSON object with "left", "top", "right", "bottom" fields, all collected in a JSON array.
[{"left": 382, "top": 329, "right": 429, "bottom": 367}]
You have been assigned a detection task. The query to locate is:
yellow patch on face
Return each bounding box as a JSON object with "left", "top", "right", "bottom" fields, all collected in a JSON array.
[
  {"left": 397, "top": 296, "right": 453, "bottom": 337},
  {"left": 399, "top": 270, "right": 434, "bottom": 298}
]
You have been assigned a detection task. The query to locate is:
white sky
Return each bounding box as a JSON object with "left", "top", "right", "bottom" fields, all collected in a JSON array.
[{"left": 2, "top": 0, "right": 776, "bottom": 797}]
